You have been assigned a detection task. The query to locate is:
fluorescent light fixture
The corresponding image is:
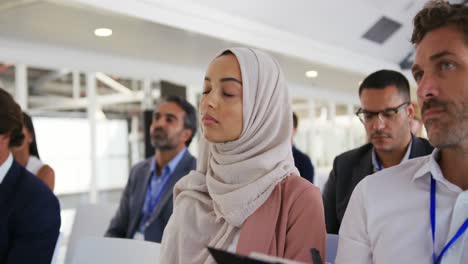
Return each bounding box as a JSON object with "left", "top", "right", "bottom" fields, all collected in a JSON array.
[
  {"left": 94, "top": 28, "right": 112, "bottom": 37},
  {"left": 305, "top": 70, "right": 318, "bottom": 78}
]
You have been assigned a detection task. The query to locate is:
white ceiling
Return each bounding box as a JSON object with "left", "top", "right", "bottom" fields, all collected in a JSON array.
[{"left": 1, "top": 0, "right": 458, "bottom": 106}]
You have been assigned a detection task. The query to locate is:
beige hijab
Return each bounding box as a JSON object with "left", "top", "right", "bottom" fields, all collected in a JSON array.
[{"left": 160, "top": 47, "right": 299, "bottom": 264}]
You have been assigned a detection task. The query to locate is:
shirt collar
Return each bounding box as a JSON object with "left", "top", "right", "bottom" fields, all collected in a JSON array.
[
  {"left": 372, "top": 138, "right": 413, "bottom": 172},
  {"left": 413, "top": 148, "right": 463, "bottom": 193},
  {"left": 150, "top": 147, "right": 187, "bottom": 177},
  {"left": 0, "top": 152, "right": 14, "bottom": 184}
]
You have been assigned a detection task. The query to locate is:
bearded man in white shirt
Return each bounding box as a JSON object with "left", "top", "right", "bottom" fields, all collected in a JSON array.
[{"left": 336, "top": 1, "right": 468, "bottom": 263}]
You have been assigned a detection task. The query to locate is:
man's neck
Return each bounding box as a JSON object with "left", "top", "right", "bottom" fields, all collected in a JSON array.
[
  {"left": 0, "top": 150, "right": 9, "bottom": 167},
  {"left": 154, "top": 145, "right": 185, "bottom": 175},
  {"left": 439, "top": 146, "right": 468, "bottom": 191},
  {"left": 376, "top": 138, "right": 411, "bottom": 169}
]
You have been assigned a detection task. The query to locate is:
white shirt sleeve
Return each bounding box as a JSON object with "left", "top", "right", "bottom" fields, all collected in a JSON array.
[{"left": 335, "top": 180, "right": 372, "bottom": 264}]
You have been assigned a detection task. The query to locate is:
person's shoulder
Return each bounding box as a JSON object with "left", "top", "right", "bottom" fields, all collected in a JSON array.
[
  {"left": 130, "top": 157, "right": 153, "bottom": 172},
  {"left": 292, "top": 146, "right": 311, "bottom": 161},
  {"left": 334, "top": 143, "right": 373, "bottom": 164},
  {"left": 363, "top": 154, "right": 431, "bottom": 188},
  {"left": 280, "top": 175, "right": 320, "bottom": 201},
  {"left": 14, "top": 162, "right": 59, "bottom": 209},
  {"left": 413, "top": 136, "right": 434, "bottom": 155},
  {"left": 183, "top": 150, "right": 196, "bottom": 164}
]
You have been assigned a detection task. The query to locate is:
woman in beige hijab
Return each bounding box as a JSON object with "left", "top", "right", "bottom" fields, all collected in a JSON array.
[{"left": 160, "top": 47, "right": 326, "bottom": 263}]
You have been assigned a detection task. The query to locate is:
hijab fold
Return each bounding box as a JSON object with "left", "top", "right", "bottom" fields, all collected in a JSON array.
[{"left": 160, "top": 47, "right": 298, "bottom": 264}]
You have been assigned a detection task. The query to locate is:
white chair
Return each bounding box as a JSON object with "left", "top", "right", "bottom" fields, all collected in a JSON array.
[
  {"left": 70, "top": 237, "right": 160, "bottom": 264},
  {"left": 64, "top": 203, "right": 118, "bottom": 264},
  {"left": 326, "top": 233, "right": 339, "bottom": 264}
]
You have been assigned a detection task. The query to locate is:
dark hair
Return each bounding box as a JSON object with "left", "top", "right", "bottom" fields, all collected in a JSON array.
[
  {"left": 359, "top": 70, "right": 411, "bottom": 102},
  {"left": 158, "top": 96, "right": 198, "bottom": 147},
  {"left": 412, "top": 0, "right": 468, "bottom": 45},
  {"left": 0, "top": 88, "right": 24, "bottom": 148},
  {"left": 23, "top": 112, "right": 40, "bottom": 158},
  {"left": 292, "top": 112, "right": 298, "bottom": 129}
]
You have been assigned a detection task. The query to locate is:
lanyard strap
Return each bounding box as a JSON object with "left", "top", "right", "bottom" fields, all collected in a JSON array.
[
  {"left": 375, "top": 158, "right": 382, "bottom": 172},
  {"left": 430, "top": 176, "right": 468, "bottom": 264},
  {"left": 140, "top": 172, "right": 172, "bottom": 227}
]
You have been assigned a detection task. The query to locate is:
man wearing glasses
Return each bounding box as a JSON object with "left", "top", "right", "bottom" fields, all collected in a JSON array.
[{"left": 322, "top": 69, "right": 433, "bottom": 234}]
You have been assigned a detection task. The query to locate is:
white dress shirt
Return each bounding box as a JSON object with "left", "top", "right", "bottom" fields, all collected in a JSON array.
[
  {"left": 336, "top": 149, "right": 468, "bottom": 264},
  {"left": 0, "top": 152, "right": 13, "bottom": 184}
]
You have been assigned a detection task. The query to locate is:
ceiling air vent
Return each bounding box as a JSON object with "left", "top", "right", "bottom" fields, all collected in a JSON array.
[{"left": 362, "top": 16, "right": 401, "bottom": 44}]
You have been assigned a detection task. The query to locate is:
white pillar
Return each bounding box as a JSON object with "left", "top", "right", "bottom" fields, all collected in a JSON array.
[
  {"left": 86, "top": 72, "right": 98, "bottom": 204},
  {"left": 328, "top": 102, "right": 336, "bottom": 123},
  {"left": 15, "top": 64, "right": 28, "bottom": 110},
  {"left": 72, "top": 71, "right": 80, "bottom": 99},
  {"left": 307, "top": 100, "right": 316, "bottom": 161},
  {"left": 142, "top": 78, "right": 153, "bottom": 110},
  {"left": 129, "top": 115, "right": 140, "bottom": 166}
]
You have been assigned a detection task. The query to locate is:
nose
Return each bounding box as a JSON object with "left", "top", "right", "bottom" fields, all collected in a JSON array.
[
  {"left": 371, "top": 115, "right": 386, "bottom": 130},
  {"left": 417, "top": 73, "right": 439, "bottom": 103},
  {"left": 152, "top": 117, "right": 166, "bottom": 129},
  {"left": 200, "top": 89, "right": 218, "bottom": 111}
]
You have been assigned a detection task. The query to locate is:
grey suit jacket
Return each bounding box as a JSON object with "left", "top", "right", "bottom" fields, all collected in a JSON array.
[
  {"left": 105, "top": 150, "right": 196, "bottom": 242},
  {"left": 322, "top": 135, "right": 433, "bottom": 234}
]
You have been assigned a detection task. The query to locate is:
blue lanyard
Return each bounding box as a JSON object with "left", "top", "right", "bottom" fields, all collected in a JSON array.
[
  {"left": 430, "top": 176, "right": 468, "bottom": 264},
  {"left": 140, "top": 171, "right": 172, "bottom": 226},
  {"left": 375, "top": 158, "right": 383, "bottom": 172}
]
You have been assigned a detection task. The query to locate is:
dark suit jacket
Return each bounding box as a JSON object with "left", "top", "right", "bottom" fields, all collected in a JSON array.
[
  {"left": 0, "top": 160, "right": 61, "bottom": 264},
  {"left": 292, "top": 146, "right": 315, "bottom": 183},
  {"left": 322, "top": 136, "right": 433, "bottom": 234},
  {"left": 105, "top": 150, "right": 196, "bottom": 243}
]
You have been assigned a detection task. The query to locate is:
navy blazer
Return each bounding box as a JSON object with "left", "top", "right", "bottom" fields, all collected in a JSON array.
[
  {"left": 0, "top": 160, "right": 61, "bottom": 264},
  {"left": 292, "top": 146, "right": 315, "bottom": 183},
  {"left": 105, "top": 150, "right": 196, "bottom": 243},
  {"left": 322, "top": 136, "right": 433, "bottom": 234}
]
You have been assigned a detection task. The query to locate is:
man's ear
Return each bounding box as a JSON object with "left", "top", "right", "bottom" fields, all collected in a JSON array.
[
  {"left": 181, "top": 129, "right": 193, "bottom": 144},
  {"left": 407, "top": 102, "right": 416, "bottom": 120}
]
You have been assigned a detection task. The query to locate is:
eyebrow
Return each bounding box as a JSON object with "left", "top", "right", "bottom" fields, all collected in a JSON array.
[
  {"left": 204, "top": 76, "right": 242, "bottom": 85},
  {"left": 429, "top": 50, "right": 456, "bottom": 61},
  {"left": 154, "top": 112, "right": 178, "bottom": 120},
  {"left": 411, "top": 50, "right": 456, "bottom": 74}
]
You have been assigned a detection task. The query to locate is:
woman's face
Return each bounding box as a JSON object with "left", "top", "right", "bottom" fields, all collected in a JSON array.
[{"left": 200, "top": 54, "right": 243, "bottom": 143}]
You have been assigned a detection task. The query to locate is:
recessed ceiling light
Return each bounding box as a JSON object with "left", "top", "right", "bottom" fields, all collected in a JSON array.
[
  {"left": 94, "top": 28, "right": 112, "bottom": 37},
  {"left": 305, "top": 70, "right": 318, "bottom": 78}
]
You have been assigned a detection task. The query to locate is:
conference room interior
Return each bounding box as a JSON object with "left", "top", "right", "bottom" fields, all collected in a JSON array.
[{"left": 0, "top": 0, "right": 442, "bottom": 263}]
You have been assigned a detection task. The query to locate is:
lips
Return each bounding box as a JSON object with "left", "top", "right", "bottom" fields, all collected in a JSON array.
[
  {"left": 202, "top": 114, "right": 218, "bottom": 126},
  {"left": 422, "top": 107, "right": 446, "bottom": 121}
]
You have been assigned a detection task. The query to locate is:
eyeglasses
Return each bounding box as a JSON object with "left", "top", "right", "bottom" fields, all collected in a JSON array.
[{"left": 356, "top": 102, "right": 409, "bottom": 124}]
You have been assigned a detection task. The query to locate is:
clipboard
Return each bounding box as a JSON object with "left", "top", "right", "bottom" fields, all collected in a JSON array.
[
  {"left": 207, "top": 247, "right": 280, "bottom": 264},
  {"left": 207, "top": 247, "right": 323, "bottom": 264}
]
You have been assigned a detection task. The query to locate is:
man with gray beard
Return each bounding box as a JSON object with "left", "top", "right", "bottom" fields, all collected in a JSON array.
[{"left": 106, "top": 96, "right": 197, "bottom": 243}]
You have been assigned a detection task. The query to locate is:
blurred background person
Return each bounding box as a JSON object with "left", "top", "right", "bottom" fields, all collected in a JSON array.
[
  {"left": 292, "top": 112, "right": 315, "bottom": 183},
  {"left": 410, "top": 102, "right": 424, "bottom": 137},
  {"left": 0, "top": 88, "right": 60, "bottom": 263},
  {"left": 323, "top": 70, "right": 433, "bottom": 234},
  {"left": 106, "top": 96, "right": 197, "bottom": 243},
  {"left": 12, "top": 112, "right": 55, "bottom": 191}
]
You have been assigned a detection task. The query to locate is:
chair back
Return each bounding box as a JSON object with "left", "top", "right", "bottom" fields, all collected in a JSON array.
[
  {"left": 326, "top": 233, "right": 339, "bottom": 264},
  {"left": 70, "top": 237, "right": 160, "bottom": 264},
  {"left": 64, "top": 203, "right": 118, "bottom": 264}
]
